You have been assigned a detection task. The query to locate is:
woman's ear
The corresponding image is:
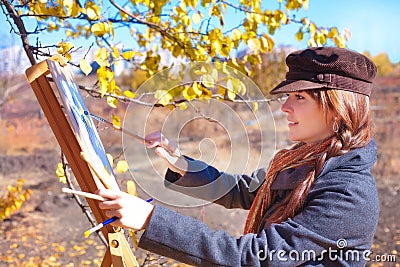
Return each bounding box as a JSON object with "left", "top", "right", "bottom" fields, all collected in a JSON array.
[
  {"left": 333, "top": 117, "right": 339, "bottom": 133},
  {"left": 325, "top": 111, "right": 338, "bottom": 132}
]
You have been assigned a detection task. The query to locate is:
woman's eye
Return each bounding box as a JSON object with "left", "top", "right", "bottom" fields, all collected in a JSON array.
[
  {"left": 295, "top": 94, "right": 304, "bottom": 100},
  {"left": 277, "top": 94, "right": 289, "bottom": 104}
]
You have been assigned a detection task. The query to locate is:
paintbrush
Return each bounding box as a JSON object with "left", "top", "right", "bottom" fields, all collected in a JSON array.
[
  {"left": 83, "top": 216, "right": 119, "bottom": 238},
  {"left": 62, "top": 187, "right": 107, "bottom": 201},
  {"left": 83, "top": 197, "right": 154, "bottom": 238},
  {"left": 61, "top": 187, "right": 153, "bottom": 237},
  {"left": 85, "top": 111, "right": 182, "bottom": 157}
]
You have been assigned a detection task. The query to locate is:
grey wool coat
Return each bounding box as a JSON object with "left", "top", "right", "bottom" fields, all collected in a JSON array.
[{"left": 138, "top": 140, "right": 379, "bottom": 266}]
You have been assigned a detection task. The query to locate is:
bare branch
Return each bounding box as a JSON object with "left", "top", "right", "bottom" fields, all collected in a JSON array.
[
  {"left": 108, "top": 0, "right": 194, "bottom": 59},
  {"left": 1, "top": 0, "right": 36, "bottom": 65}
]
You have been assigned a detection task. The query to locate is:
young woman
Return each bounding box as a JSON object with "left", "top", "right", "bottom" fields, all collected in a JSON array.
[{"left": 97, "top": 47, "right": 379, "bottom": 266}]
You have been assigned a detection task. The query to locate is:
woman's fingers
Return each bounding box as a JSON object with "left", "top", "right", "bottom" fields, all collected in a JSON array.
[
  {"left": 145, "top": 131, "right": 180, "bottom": 154},
  {"left": 145, "top": 131, "right": 163, "bottom": 148},
  {"left": 95, "top": 189, "right": 154, "bottom": 230},
  {"left": 104, "top": 209, "right": 121, "bottom": 219},
  {"left": 96, "top": 189, "right": 120, "bottom": 200},
  {"left": 98, "top": 200, "right": 122, "bottom": 210}
]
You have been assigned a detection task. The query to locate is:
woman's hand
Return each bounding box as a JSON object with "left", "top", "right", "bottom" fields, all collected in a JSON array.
[
  {"left": 145, "top": 131, "right": 188, "bottom": 176},
  {"left": 97, "top": 189, "right": 154, "bottom": 230}
]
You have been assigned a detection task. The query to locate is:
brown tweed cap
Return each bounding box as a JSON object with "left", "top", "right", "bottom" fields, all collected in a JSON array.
[{"left": 270, "top": 47, "right": 377, "bottom": 96}]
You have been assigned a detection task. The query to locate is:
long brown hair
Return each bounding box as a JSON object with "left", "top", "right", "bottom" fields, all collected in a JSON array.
[{"left": 265, "top": 88, "right": 372, "bottom": 225}]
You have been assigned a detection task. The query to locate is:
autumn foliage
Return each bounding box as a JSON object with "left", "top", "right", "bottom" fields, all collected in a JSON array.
[{"left": 0, "top": 179, "right": 31, "bottom": 222}]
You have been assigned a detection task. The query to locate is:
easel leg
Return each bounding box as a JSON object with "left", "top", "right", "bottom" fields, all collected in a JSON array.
[
  {"left": 119, "top": 232, "right": 139, "bottom": 266},
  {"left": 100, "top": 248, "right": 113, "bottom": 267},
  {"left": 102, "top": 232, "right": 139, "bottom": 267}
]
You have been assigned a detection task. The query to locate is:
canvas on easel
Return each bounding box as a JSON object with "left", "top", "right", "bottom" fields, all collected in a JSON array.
[{"left": 25, "top": 55, "right": 138, "bottom": 267}]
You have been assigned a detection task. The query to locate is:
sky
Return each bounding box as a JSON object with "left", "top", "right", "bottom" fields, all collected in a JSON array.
[{"left": 0, "top": 0, "right": 399, "bottom": 63}]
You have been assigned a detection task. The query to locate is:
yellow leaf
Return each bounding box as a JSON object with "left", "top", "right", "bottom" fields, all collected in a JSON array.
[
  {"left": 107, "top": 96, "right": 118, "bottom": 108},
  {"left": 232, "top": 28, "right": 242, "bottom": 41},
  {"left": 56, "top": 163, "right": 67, "bottom": 184},
  {"left": 220, "top": 43, "right": 231, "bottom": 58},
  {"left": 122, "top": 51, "right": 136, "bottom": 60},
  {"left": 210, "top": 4, "right": 221, "bottom": 16},
  {"left": 217, "top": 85, "right": 226, "bottom": 99},
  {"left": 48, "top": 21, "right": 58, "bottom": 32},
  {"left": 85, "top": 2, "right": 100, "bottom": 20},
  {"left": 192, "top": 12, "right": 201, "bottom": 24},
  {"left": 309, "top": 22, "right": 317, "bottom": 35},
  {"left": 63, "top": 0, "right": 74, "bottom": 15},
  {"left": 201, "top": 75, "right": 214, "bottom": 88},
  {"left": 228, "top": 78, "right": 246, "bottom": 95},
  {"left": 182, "top": 86, "right": 197, "bottom": 101},
  {"left": 128, "top": 229, "right": 139, "bottom": 249},
  {"left": 56, "top": 245, "right": 66, "bottom": 252},
  {"left": 314, "top": 32, "right": 326, "bottom": 46},
  {"left": 5, "top": 207, "right": 10, "bottom": 218},
  {"left": 327, "top": 27, "right": 338, "bottom": 38},
  {"left": 111, "top": 46, "right": 120, "bottom": 59},
  {"left": 247, "top": 38, "right": 260, "bottom": 52},
  {"left": 91, "top": 22, "right": 109, "bottom": 37},
  {"left": 112, "top": 114, "right": 121, "bottom": 128},
  {"left": 259, "top": 34, "right": 273, "bottom": 53},
  {"left": 120, "top": 10, "right": 129, "bottom": 21},
  {"left": 123, "top": 90, "right": 138, "bottom": 98},
  {"left": 109, "top": 79, "right": 120, "bottom": 95},
  {"left": 182, "top": 15, "right": 191, "bottom": 27},
  {"left": 97, "top": 67, "right": 114, "bottom": 97},
  {"left": 200, "top": 88, "right": 212, "bottom": 102},
  {"left": 210, "top": 39, "right": 222, "bottom": 56},
  {"left": 177, "top": 102, "right": 188, "bottom": 110},
  {"left": 193, "top": 65, "right": 208, "bottom": 75},
  {"left": 57, "top": 42, "right": 75, "bottom": 61},
  {"left": 116, "top": 160, "right": 129, "bottom": 173},
  {"left": 307, "top": 38, "right": 317, "bottom": 47},
  {"left": 65, "top": 29, "right": 73, "bottom": 37},
  {"left": 208, "top": 28, "right": 223, "bottom": 40},
  {"left": 106, "top": 153, "right": 114, "bottom": 167},
  {"left": 155, "top": 90, "right": 173, "bottom": 106},
  {"left": 80, "top": 59, "right": 92, "bottom": 76},
  {"left": 191, "top": 82, "right": 203, "bottom": 97},
  {"left": 109, "top": 21, "right": 114, "bottom": 39},
  {"left": 225, "top": 80, "right": 238, "bottom": 100},
  {"left": 95, "top": 48, "right": 110, "bottom": 67},
  {"left": 295, "top": 28, "right": 304, "bottom": 42},
  {"left": 15, "top": 200, "right": 22, "bottom": 209},
  {"left": 126, "top": 180, "right": 138, "bottom": 196}
]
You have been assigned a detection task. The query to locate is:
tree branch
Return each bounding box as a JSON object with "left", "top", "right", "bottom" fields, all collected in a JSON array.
[
  {"left": 1, "top": 0, "right": 36, "bottom": 65},
  {"left": 108, "top": 0, "right": 194, "bottom": 59}
]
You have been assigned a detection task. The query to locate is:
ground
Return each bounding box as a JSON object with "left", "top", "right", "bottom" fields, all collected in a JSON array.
[{"left": 0, "top": 83, "right": 399, "bottom": 266}]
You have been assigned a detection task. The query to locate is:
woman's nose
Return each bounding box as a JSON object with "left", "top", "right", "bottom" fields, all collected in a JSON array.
[{"left": 281, "top": 98, "right": 291, "bottom": 113}]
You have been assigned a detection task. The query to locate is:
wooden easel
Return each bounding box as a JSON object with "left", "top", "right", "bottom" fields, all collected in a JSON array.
[{"left": 25, "top": 55, "right": 138, "bottom": 267}]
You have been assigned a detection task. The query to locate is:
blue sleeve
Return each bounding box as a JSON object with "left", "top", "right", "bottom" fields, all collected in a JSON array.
[
  {"left": 139, "top": 171, "right": 379, "bottom": 267},
  {"left": 164, "top": 157, "right": 268, "bottom": 209}
]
